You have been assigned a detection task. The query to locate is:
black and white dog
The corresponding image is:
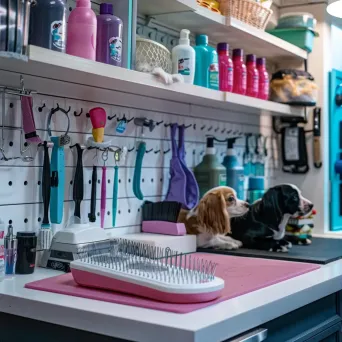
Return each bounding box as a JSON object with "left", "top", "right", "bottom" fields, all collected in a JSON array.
[{"left": 230, "top": 184, "right": 313, "bottom": 252}]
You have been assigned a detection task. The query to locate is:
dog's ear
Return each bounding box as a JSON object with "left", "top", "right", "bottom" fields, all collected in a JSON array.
[
  {"left": 259, "top": 187, "right": 283, "bottom": 226},
  {"left": 196, "top": 192, "right": 231, "bottom": 235}
]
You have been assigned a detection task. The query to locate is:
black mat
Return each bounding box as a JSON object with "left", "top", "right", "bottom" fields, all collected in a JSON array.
[{"left": 197, "top": 238, "right": 342, "bottom": 265}]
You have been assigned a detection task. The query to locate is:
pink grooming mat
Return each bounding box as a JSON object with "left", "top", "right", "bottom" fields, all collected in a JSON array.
[{"left": 25, "top": 254, "right": 320, "bottom": 314}]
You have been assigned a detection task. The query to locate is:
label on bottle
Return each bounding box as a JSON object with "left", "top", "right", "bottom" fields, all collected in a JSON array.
[
  {"left": 109, "top": 37, "right": 122, "bottom": 63},
  {"left": 178, "top": 58, "right": 191, "bottom": 76},
  {"left": 237, "top": 174, "right": 245, "bottom": 200},
  {"left": 51, "top": 21, "right": 66, "bottom": 50},
  {"left": 209, "top": 63, "right": 219, "bottom": 89},
  {"left": 227, "top": 67, "right": 234, "bottom": 88},
  {"left": 219, "top": 173, "right": 227, "bottom": 186}
]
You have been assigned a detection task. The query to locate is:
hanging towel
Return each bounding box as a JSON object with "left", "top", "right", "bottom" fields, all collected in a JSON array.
[
  {"left": 178, "top": 125, "right": 199, "bottom": 209},
  {"left": 165, "top": 124, "right": 187, "bottom": 207}
]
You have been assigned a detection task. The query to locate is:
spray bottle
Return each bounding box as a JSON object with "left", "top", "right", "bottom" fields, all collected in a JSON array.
[
  {"left": 222, "top": 138, "right": 245, "bottom": 200},
  {"left": 194, "top": 137, "right": 226, "bottom": 198}
]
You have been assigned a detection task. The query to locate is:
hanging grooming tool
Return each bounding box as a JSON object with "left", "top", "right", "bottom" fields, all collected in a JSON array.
[
  {"left": 313, "top": 107, "right": 322, "bottom": 169},
  {"left": 134, "top": 117, "right": 156, "bottom": 132},
  {"left": 89, "top": 107, "right": 106, "bottom": 143},
  {"left": 133, "top": 142, "right": 146, "bottom": 200},
  {"left": 243, "top": 134, "right": 252, "bottom": 176},
  {"left": 101, "top": 150, "right": 108, "bottom": 228},
  {"left": 21, "top": 96, "right": 42, "bottom": 144},
  {"left": 48, "top": 106, "right": 71, "bottom": 224},
  {"left": 71, "top": 144, "right": 84, "bottom": 219},
  {"left": 112, "top": 150, "right": 120, "bottom": 227},
  {"left": 70, "top": 239, "right": 224, "bottom": 303},
  {"left": 39, "top": 141, "right": 52, "bottom": 250},
  {"left": 88, "top": 166, "right": 97, "bottom": 223}
]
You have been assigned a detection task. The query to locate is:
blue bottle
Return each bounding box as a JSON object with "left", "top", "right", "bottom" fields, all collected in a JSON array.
[
  {"left": 194, "top": 35, "right": 219, "bottom": 89},
  {"left": 222, "top": 138, "right": 245, "bottom": 200},
  {"left": 247, "top": 177, "right": 265, "bottom": 203}
]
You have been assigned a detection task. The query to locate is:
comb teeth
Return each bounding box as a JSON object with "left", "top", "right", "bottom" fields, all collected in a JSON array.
[{"left": 76, "top": 239, "right": 218, "bottom": 285}]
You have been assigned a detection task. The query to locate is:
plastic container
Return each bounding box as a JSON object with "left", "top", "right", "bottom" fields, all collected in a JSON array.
[
  {"left": 257, "top": 57, "right": 269, "bottom": 100},
  {"left": 194, "top": 137, "right": 226, "bottom": 198},
  {"left": 246, "top": 54, "right": 259, "bottom": 98},
  {"left": 267, "top": 28, "right": 318, "bottom": 53},
  {"left": 194, "top": 35, "right": 219, "bottom": 89},
  {"left": 222, "top": 138, "right": 245, "bottom": 200},
  {"left": 277, "top": 12, "right": 316, "bottom": 30},
  {"left": 217, "top": 42, "right": 233, "bottom": 92},
  {"left": 29, "top": 0, "right": 66, "bottom": 52},
  {"left": 96, "top": 3, "right": 123, "bottom": 66},
  {"left": 66, "top": 0, "right": 97, "bottom": 60},
  {"left": 232, "top": 49, "right": 247, "bottom": 95},
  {"left": 172, "top": 29, "right": 196, "bottom": 84},
  {"left": 15, "top": 232, "right": 37, "bottom": 275},
  {"left": 247, "top": 177, "right": 265, "bottom": 203}
]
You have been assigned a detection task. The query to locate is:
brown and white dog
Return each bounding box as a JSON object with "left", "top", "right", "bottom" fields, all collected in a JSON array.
[{"left": 178, "top": 186, "right": 249, "bottom": 249}]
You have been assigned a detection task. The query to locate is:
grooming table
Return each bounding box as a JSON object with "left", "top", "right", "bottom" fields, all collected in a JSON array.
[
  {"left": 25, "top": 253, "right": 319, "bottom": 314},
  {"left": 197, "top": 237, "right": 342, "bottom": 265}
]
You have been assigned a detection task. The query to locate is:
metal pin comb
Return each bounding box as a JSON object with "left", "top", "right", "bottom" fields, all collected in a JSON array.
[{"left": 70, "top": 239, "right": 224, "bottom": 303}]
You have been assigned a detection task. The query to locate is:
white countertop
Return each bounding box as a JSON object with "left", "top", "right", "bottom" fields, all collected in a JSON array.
[{"left": 1, "top": 257, "right": 342, "bottom": 342}]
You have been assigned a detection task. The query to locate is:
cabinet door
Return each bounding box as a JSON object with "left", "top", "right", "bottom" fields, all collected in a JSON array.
[{"left": 305, "top": 322, "right": 341, "bottom": 342}]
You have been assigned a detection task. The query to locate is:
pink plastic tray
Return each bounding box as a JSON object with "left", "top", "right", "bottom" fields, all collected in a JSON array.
[{"left": 26, "top": 253, "right": 320, "bottom": 314}]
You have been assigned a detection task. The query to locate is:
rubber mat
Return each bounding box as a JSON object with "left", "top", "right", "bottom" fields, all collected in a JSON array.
[{"left": 197, "top": 237, "right": 342, "bottom": 265}]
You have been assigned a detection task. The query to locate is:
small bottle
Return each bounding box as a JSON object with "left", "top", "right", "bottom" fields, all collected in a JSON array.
[
  {"left": 232, "top": 49, "right": 247, "bottom": 95},
  {"left": 217, "top": 43, "right": 233, "bottom": 92},
  {"left": 246, "top": 54, "right": 259, "bottom": 98},
  {"left": 172, "top": 29, "right": 196, "bottom": 84},
  {"left": 66, "top": 0, "right": 97, "bottom": 61},
  {"left": 4, "top": 225, "right": 17, "bottom": 276},
  {"left": 96, "top": 3, "right": 123, "bottom": 67},
  {"left": 257, "top": 57, "right": 269, "bottom": 100},
  {"left": 247, "top": 177, "right": 265, "bottom": 203}
]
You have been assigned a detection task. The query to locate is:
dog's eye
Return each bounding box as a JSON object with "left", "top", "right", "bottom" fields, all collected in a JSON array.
[{"left": 227, "top": 196, "right": 235, "bottom": 203}]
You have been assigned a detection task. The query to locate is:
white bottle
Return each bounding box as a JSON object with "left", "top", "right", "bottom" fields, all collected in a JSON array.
[{"left": 172, "top": 29, "right": 196, "bottom": 84}]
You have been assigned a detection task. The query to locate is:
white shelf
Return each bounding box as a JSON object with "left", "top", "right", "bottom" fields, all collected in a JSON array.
[
  {"left": 0, "top": 45, "right": 304, "bottom": 117},
  {"left": 138, "top": 0, "right": 307, "bottom": 62}
]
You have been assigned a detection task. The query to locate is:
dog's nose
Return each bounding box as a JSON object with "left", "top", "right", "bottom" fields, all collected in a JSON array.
[
  {"left": 244, "top": 202, "right": 250, "bottom": 208},
  {"left": 308, "top": 203, "right": 314, "bottom": 211}
]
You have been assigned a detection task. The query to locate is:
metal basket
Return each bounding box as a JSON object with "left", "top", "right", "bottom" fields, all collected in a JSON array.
[
  {"left": 219, "top": 0, "right": 273, "bottom": 30},
  {"left": 135, "top": 38, "right": 172, "bottom": 74}
]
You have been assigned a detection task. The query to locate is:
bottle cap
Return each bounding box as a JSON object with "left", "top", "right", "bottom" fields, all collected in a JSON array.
[
  {"left": 257, "top": 57, "right": 266, "bottom": 66},
  {"left": 100, "top": 3, "right": 113, "bottom": 15},
  {"left": 246, "top": 54, "right": 256, "bottom": 63},
  {"left": 207, "top": 137, "right": 215, "bottom": 148},
  {"left": 233, "top": 49, "right": 244, "bottom": 57},
  {"left": 179, "top": 29, "right": 191, "bottom": 45},
  {"left": 196, "top": 34, "right": 208, "bottom": 45},
  {"left": 217, "top": 42, "right": 229, "bottom": 52},
  {"left": 227, "top": 137, "right": 239, "bottom": 149}
]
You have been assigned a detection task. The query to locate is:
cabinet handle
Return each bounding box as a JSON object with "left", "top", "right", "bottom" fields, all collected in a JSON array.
[{"left": 229, "top": 328, "right": 268, "bottom": 342}]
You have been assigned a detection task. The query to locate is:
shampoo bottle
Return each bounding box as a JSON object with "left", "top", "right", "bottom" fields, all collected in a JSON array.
[
  {"left": 246, "top": 54, "right": 259, "bottom": 98},
  {"left": 194, "top": 137, "right": 226, "bottom": 198},
  {"left": 217, "top": 42, "right": 233, "bottom": 92},
  {"left": 29, "top": 0, "right": 67, "bottom": 52},
  {"left": 194, "top": 35, "right": 219, "bottom": 89},
  {"left": 66, "top": 0, "right": 97, "bottom": 61},
  {"left": 96, "top": 3, "right": 123, "bottom": 66},
  {"left": 257, "top": 57, "right": 269, "bottom": 100},
  {"left": 172, "top": 29, "right": 196, "bottom": 84},
  {"left": 222, "top": 138, "right": 245, "bottom": 200},
  {"left": 232, "top": 49, "right": 247, "bottom": 95}
]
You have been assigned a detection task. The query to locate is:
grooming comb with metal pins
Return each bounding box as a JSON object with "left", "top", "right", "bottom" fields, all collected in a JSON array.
[{"left": 70, "top": 239, "right": 224, "bottom": 303}]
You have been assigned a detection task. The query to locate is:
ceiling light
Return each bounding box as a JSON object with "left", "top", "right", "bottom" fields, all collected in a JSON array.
[{"left": 327, "top": 0, "right": 342, "bottom": 18}]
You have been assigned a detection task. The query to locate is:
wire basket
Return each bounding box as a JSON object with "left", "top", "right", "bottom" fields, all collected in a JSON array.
[
  {"left": 135, "top": 38, "right": 172, "bottom": 74},
  {"left": 219, "top": 0, "right": 273, "bottom": 30}
]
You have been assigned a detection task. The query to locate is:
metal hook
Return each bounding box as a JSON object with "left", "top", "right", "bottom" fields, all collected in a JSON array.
[
  {"left": 163, "top": 148, "right": 171, "bottom": 154},
  {"left": 193, "top": 124, "right": 196, "bottom": 130},
  {"left": 207, "top": 126, "right": 213, "bottom": 132},
  {"left": 164, "top": 123, "right": 171, "bottom": 127},
  {"left": 221, "top": 128, "right": 226, "bottom": 134},
  {"left": 117, "top": 114, "right": 134, "bottom": 123},
  {"left": 214, "top": 127, "right": 220, "bottom": 133},
  {"left": 145, "top": 148, "right": 153, "bottom": 154},
  {"left": 227, "top": 129, "right": 232, "bottom": 134},
  {"left": 201, "top": 125, "right": 206, "bottom": 130},
  {"left": 74, "top": 108, "right": 83, "bottom": 117},
  {"left": 156, "top": 120, "right": 164, "bottom": 126},
  {"left": 184, "top": 124, "right": 192, "bottom": 129},
  {"left": 128, "top": 147, "right": 135, "bottom": 152},
  {"left": 38, "top": 103, "right": 46, "bottom": 112},
  {"left": 108, "top": 114, "right": 117, "bottom": 120},
  {"left": 154, "top": 149, "right": 161, "bottom": 154}
]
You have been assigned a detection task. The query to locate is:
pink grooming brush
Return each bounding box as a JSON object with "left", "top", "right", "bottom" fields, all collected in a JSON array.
[
  {"left": 89, "top": 107, "right": 106, "bottom": 143},
  {"left": 70, "top": 240, "right": 224, "bottom": 304}
]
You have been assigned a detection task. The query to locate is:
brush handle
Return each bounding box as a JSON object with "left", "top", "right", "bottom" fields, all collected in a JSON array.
[
  {"left": 88, "top": 165, "right": 97, "bottom": 223},
  {"left": 112, "top": 166, "right": 119, "bottom": 227},
  {"left": 73, "top": 144, "right": 84, "bottom": 219},
  {"left": 101, "top": 166, "right": 106, "bottom": 228},
  {"left": 133, "top": 142, "right": 146, "bottom": 200},
  {"left": 42, "top": 142, "right": 51, "bottom": 226}
]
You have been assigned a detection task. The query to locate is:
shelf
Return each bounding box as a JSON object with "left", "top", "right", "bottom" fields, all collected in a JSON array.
[
  {"left": 138, "top": 0, "right": 307, "bottom": 63},
  {"left": 0, "top": 45, "right": 304, "bottom": 117}
]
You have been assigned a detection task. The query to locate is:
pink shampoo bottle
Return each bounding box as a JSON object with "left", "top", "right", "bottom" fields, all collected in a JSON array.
[
  {"left": 232, "top": 49, "right": 247, "bottom": 95},
  {"left": 66, "top": 0, "right": 97, "bottom": 61},
  {"left": 217, "top": 42, "right": 233, "bottom": 92},
  {"left": 257, "top": 57, "right": 269, "bottom": 100},
  {"left": 246, "top": 54, "right": 259, "bottom": 98}
]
